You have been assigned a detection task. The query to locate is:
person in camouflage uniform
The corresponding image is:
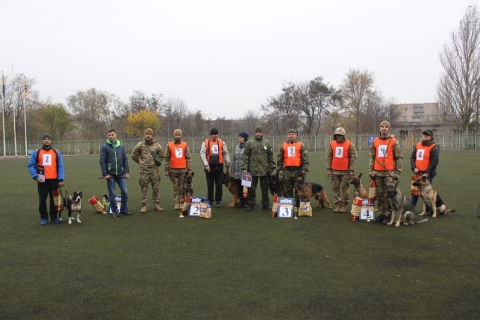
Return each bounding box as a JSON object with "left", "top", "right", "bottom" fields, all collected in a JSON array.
[
  {"left": 164, "top": 129, "right": 192, "bottom": 210},
  {"left": 241, "top": 126, "right": 276, "bottom": 211},
  {"left": 131, "top": 128, "right": 165, "bottom": 213},
  {"left": 369, "top": 120, "right": 403, "bottom": 224},
  {"left": 326, "top": 127, "right": 357, "bottom": 214},
  {"left": 277, "top": 129, "right": 309, "bottom": 208}
]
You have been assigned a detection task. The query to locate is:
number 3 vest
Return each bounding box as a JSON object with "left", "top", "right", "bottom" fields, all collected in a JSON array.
[
  {"left": 330, "top": 140, "right": 351, "bottom": 170},
  {"left": 168, "top": 141, "right": 187, "bottom": 169}
]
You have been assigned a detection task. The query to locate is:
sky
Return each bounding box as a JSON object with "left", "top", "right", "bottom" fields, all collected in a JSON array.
[{"left": 1, "top": 0, "right": 474, "bottom": 119}]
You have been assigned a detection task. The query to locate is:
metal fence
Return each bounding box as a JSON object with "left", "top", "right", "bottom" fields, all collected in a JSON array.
[{"left": 2, "top": 132, "right": 480, "bottom": 157}]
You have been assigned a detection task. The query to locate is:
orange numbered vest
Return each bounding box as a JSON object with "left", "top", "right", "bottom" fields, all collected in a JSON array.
[
  {"left": 282, "top": 141, "right": 302, "bottom": 167},
  {"left": 205, "top": 138, "right": 224, "bottom": 164},
  {"left": 330, "top": 140, "right": 351, "bottom": 170},
  {"left": 414, "top": 142, "right": 436, "bottom": 171},
  {"left": 373, "top": 137, "right": 396, "bottom": 171},
  {"left": 36, "top": 148, "right": 58, "bottom": 179},
  {"left": 168, "top": 141, "right": 187, "bottom": 169}
]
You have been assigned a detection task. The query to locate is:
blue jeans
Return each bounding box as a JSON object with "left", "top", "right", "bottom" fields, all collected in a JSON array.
[
  {"left": 411, "top": 175, "right": 434, "bottom": 207},
  {"left": 107, "top": 177, "right": 128, "bottom": 213}
]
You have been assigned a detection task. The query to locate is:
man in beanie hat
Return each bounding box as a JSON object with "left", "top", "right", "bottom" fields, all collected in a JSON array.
[
  {"left": 369, "top": 120, "right": 403, "bottom": 224},
  {"left": 242, "top": 126, "right": 276, "bottom": 211},
  {"left": 100, "top": 129, "right": 131, "bottom": 217},
  {"left": 200, "top": 128, "right": 230, "bottom": 207},
  {"left": 164, "top": 129, "right": 193, "bottom": 210},
  {"left": 277, "top": 129, "right": 309, "bottom": 208},
  {"left": 132, "top": 128, "right": 165, "bottom": 213},
  {"left": 230, "top": 131, "right": 249, "bottom": 208},
  {"left": 410, "top": 129, "right": 439, "bottom": 208},
  {"left": 28, "top": 133, "right": 65, "bottom": 225},
  {"left": 326, "top": 127, "right": 357, "bottom": 216}
]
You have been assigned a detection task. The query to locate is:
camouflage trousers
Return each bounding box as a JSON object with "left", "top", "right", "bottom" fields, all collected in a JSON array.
[
  {"left": 139, "top": 170, "right": 161, "bottom": 206},
  {"left": 283, "top": 168, "right": 300, "bottom": 203},
  {"left": 375, "top": 175, "right": 395, "bottom": 216},
  {"left": 247, "top": 176, "right": 270, "bottom": 206},
  {"left": 330, "top": 173, "right": 350, "bottom": 204},
  {"left": 168, "top": 172, "right": 187, "bottom": 205}
]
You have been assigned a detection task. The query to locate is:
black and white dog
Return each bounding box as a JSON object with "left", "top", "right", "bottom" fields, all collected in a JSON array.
[{"left": 63, "top": 191, "right": 83, "bottom": 225}]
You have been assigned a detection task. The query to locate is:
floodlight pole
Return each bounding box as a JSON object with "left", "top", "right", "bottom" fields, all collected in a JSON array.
[{"left": 476, "top": 78, "right": 479, "bottom": 150}]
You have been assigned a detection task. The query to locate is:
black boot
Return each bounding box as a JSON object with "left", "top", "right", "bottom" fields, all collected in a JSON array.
[
  {"left": 373, "top": 214, "right": 385, "bottom": 223},
  {"left": 236, "top": 199, "right": 246, "bottom": 208},
  {"left": 246, "top": 204, "right": 254, "bottom": 211}
]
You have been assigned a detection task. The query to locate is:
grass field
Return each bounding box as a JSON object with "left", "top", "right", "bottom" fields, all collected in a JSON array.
[{"left": 1, "top": 151, "right": 479, "bottom": 319}]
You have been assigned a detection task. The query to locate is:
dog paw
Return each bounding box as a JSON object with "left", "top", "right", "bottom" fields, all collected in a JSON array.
[
  {"left": 432, "top": 215, "right": 437, "bottom": 218},
  {"left": 179, "top": 215, "right": 184, "bottom": 218},
  {"left": 77, "top": 220, "right": 82, "bottom": 223},
  {"left": 419, "top": 212, "right": 425, "bottom": 216}
]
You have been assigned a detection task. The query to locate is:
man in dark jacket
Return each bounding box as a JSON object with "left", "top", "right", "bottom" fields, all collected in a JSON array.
[
  {"left": 100, "top": 129, "right": 131, "bottom": 217},
  {"left": 410, "top": 129, "right": 439, "bottom": 208}
]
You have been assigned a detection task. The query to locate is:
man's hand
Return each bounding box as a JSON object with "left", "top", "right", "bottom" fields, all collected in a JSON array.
[
  {"left": 279, "top": 170, "right": 284, "bottom": 176},
  {"left": 104, "top": 175, "right": 111, "bottom": 180},
  {"left": 205, "top": 165, "right": 211, "bottom": 173},
  {"left": 36, "top": 177, "right": 44, "bottom": 183},
  {"left": 58, "top": 182, "right": 64, "bottom": 187},
  {"left": 413, "top": 168, "right": 419, "bottom": 173},
  {"left": 125, "top": 173, "right": 130, "bottom": 179},
  {"left": 164, "top": 171, "right": 169, "bottom": 177}
]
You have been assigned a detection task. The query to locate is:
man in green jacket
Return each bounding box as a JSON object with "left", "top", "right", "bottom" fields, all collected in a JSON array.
[{"left": 241, "top": 126, "right": 276, "bottom": 211}]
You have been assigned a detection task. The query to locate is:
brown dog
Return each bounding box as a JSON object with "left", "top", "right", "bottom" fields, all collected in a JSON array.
[
  {"left": 294, "top": 171, "right": 332, "bottom": 208},
  {"left": 179, "top": 172, "right": 195, "bottom": 217},
  {"left": 349, "top": 173, "right": 368, "bottom": 199},
  {"left": 223, "top": 173, "right": 239, "bottom": 207},
  {"left": 411, "top": 176, "right": 455, "bottom": 218}
]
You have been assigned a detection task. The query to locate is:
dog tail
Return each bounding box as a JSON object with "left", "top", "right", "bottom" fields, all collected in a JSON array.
[
  {"left": 446, "top": 208, "right": 456, "bottom": 213},
  {"left": 415, "top": 218, "right": 429, "bottom": 224}
]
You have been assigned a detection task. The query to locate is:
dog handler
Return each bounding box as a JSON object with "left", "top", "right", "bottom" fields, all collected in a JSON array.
[
  {"left": 28, "top": 133, "right": 65, "bottom": 225},
  {"left": 369, "top": 121, "right": 403, "bottom": 224},
  {"left": 231, "top": 131, "right": 249, "bottom": 208},
  {"left": 100, "top": 128, "right": 131, "bottom": 217},
  {"left": 326, "top": 127, "right": 357, "bottom": 215},
  {"left": 410, "top": 129, "right": 439, "bottom": 208},
  {"left": 132, "top": 128, "right": 165, "bottom": 213},
  {"left": 277, "top": 129, "right": 309, "bottom": 208},
  {"left": 164, "top": 129, "right": 192, "bottom": 210}
]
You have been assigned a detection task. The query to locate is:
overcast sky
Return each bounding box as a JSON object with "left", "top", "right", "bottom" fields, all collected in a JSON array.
[{"left": 2, "top": 0, "right": 474, "bottom": 119}]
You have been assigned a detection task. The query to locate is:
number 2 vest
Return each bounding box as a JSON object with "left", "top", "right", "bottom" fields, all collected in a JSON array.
[
  {"left": 37, "top": 148, "right": 58, "bottom": 179},
  {"left": 330, "top": 140, "right": 351, "bottom": 170},
  {"left": 373, "top": 137, "right": 396, "bottom": 171},
  {"left": 168, "top": 141, "right": 187, "bottom": 169},
  {"left": 414, "top": 142, "right": 436, "bottom": 171},
  {"left": 282, "top": 141, "right": 302, "bottom": 167}
]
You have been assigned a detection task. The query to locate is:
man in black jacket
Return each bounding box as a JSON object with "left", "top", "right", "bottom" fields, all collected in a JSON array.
[{"left": 100, "top": 129, "right": 131, "bottom": 217}]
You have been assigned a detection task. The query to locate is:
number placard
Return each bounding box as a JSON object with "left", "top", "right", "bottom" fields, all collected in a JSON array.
[
  {"left": 276, "top": 197, "right": 294, "bottom": 218},
  {"left": 188, "top": 197, "right": 205, "bottom": 217},
  {"left": 359, "top": 205, "right": 375, "bottom": 221}
]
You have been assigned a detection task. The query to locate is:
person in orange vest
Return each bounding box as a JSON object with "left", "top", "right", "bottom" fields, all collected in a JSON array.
[
  {"left": 200, "top": 128, "right": 230, "bottom": 208},
  {"left": 326, "top": 127, "right": 357, "bottom": 214},
  {"left": 164, "top": 129, "right": 192, "bottom": 210},
  {"left": 369, "top": 120, "right": 403, "bottom": 224},
  {"left": 27, "top": 133, "right": 65, "bottom": 225},
  {"left": 277, "top": 129, "right": 309, "bottom": 208},
  {"left": 410, "top": 129, "right": 439, "bottom": 208}
]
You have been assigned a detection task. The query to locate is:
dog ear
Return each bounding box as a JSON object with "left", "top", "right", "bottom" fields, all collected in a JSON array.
[
  {"left": 358, "top": 172, "right": 362, "bottom": 179},
  {"left": 422, "top": 176, "right": 427, "bottom": 181}
]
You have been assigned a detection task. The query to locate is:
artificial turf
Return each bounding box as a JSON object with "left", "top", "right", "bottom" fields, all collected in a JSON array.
[{"left": 0, "top": 151, "right": 479, "bottom": 319}]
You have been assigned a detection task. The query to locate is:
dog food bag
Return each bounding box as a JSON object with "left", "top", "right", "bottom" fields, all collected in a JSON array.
[
  {"left": 88, "top": 195, "right": 106, "bottom": 214},
  {"left": 410, "top": 174, "right": 421, "bottom": 196},
  {"left": 368, "top": 180, "right": 377, "bottom": 202},
  {"left": 298, "top": 200, "right": 313, "bottom": 217},
  {"left": 200, "top": 201, "right": 212, "bottom": 219}
]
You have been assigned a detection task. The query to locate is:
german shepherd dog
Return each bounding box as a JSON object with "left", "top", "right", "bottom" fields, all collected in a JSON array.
[
  {"left": 349, "top": 172, "right": 368, "bottom": 198},
  {"left": 223, "top": 172, "right": 239, "bottom": 207},
  {"left": 386, "top": 182, "right": 427, "bottom": 226},
  {"left": 268, "top": 172, "right": 285, "bottom": 197},
  {"left": 412, "top": 176, "right": 455, "bottom": 218},
  {"left": 185, "top": 172, "right": 194, "bottom": 196},
  {"left": 294, "top": 171, "right": 332, "bottom": 208},
  {"left": 62, "top": 191, "right": 83, "bottom": 225}
]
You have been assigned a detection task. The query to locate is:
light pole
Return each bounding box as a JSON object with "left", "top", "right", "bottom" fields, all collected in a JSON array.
[{"left": 475, "top": 79, "right": 479, "bottom": 149}]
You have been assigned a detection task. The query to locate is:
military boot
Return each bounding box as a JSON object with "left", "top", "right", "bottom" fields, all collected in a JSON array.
[
  {"left": 174, "top": 202, "right": 180, "bottom": 210},
  {"left": 339, "top": 202, "right": 347, "bottom": 213},
  {"left": 141, "top": 206, "right": 148, "bottom": 213},
  {"left": 333, "top": 203, "right": 341, "bottom": 213},
  {"left": 154, "top": 204, "right": 164, "bottom": 212}
]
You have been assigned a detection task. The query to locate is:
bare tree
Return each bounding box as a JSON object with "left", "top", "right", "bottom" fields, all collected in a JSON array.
[
  {"left": 161, "top": 96, "right": 188, "bottom": 136},
  {"left": 437, "top": 5, "right": 480, "bottom": 132}
]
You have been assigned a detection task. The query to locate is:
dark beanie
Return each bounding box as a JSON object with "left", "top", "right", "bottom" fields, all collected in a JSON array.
[
  {"left": 239, "top": 131, "right": 249, "bottom": 141},
  {"left": 42, "top": 133, "right": 52, "bottom": 140},
  {"left": 210, "top": 128, "right": 219, "bottom": 135}
]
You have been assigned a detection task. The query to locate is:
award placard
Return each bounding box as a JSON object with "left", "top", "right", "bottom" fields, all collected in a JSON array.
[
  {"left": 241, "top": 172, "right": 252, "bottom": 187},
  {"left": 276, "top": 197, "right": 294, "bottom": 218},
  {"left": 188, "top": 197, "right": 205, "bottom": 217}
]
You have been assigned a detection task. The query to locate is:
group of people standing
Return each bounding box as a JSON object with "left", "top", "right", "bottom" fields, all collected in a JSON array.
[{"left": 28, "top": 120, "right": 439, "bottom": 225}]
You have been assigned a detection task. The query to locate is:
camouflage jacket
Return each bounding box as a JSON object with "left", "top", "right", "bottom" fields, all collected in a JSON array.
[
  {"left": 164, "top": 140, "right": 192, "bottom": 173},
  {"left": 326, "top": 139, "right": 357, "bottom": 174},
  {"left": 277, "top": 140, "right": 309, "bottom": 172},
  {"left": 369, "top": 133, "right": 403, "bottom": 178},
  {"left": 241, "top": 137, "right": 276, "bottom": 176},
  {"left": 131, "top": 139, "right": 165, "bottom": 173}
]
